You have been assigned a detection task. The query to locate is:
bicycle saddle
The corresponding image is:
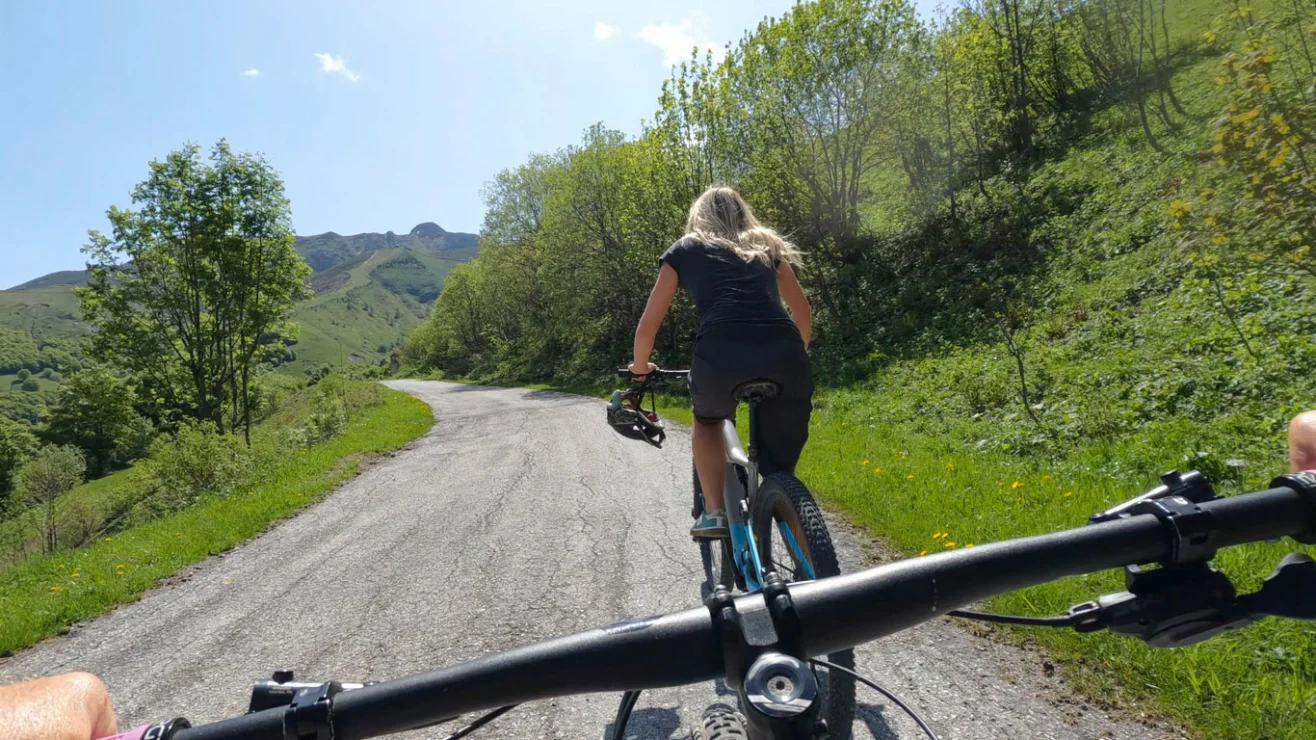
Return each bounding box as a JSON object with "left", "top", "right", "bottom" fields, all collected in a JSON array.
[{"left": 732, "top": 379, "right": 780, "bottom": 402}]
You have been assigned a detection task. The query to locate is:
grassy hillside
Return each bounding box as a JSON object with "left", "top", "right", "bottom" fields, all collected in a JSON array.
[
  {"left": 0, "top": 234, "right": 469, "bottom": 420},
  {"left": 290, "top": 247, "right": 461, "bottom": 375}
]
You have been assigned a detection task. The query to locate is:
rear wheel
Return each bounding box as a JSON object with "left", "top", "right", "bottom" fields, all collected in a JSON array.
[{"left": 750, "top": 472, "right": 856, "bottom": 740}]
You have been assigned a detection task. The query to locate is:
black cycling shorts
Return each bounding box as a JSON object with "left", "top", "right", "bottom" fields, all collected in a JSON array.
[{"left": 689, "top": 322, "right": 814, "bottom": 477}]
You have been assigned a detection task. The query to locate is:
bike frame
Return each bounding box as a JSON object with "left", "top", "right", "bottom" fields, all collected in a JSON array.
[{"left": 716, "top": 399, "right": 816, "bottom": 593}]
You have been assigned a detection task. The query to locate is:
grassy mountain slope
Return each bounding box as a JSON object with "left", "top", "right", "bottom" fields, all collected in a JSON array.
[
  {"left": 289, "top": 247, "right": 461, "bottom": 375},
  {"left": 0, "top": 223, "right": 474, "bottom": 419}
]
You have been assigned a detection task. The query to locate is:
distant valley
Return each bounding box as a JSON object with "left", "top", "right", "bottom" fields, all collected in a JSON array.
[{"left": 0, "top": 222, "right": 476, "bottom": 422}]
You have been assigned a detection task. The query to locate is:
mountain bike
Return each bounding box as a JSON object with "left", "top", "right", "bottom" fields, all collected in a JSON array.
[
  {"left": 114, "top": 469, "right": 1316, "bottom": 740},
  {"left": 614, "top": 367, "right": 855, "bottom": 737}
]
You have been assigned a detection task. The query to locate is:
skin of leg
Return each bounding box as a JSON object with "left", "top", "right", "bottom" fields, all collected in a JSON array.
[
  {"left": 693, "top": 418, "right": 726, "bottom": 512},
  {"left": 1289, "top": 410, "right": 1316, "bottom": 472},
  {"left": 0, "top": 672, "right": 118, "bottom": 740}
]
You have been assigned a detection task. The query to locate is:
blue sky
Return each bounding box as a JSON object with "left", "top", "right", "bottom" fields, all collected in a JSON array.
[{"left": 0, "top": 0, "right": 935, "bottom": 289}]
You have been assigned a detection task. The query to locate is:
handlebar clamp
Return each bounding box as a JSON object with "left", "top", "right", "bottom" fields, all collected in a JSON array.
[{"left": 283, "top": 680, "right": 342, "bottom": 740}]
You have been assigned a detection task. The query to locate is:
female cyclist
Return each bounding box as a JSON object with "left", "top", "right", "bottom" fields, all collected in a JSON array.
[{"left": 629, "top": 186, "right": 813, "bottom": 539}]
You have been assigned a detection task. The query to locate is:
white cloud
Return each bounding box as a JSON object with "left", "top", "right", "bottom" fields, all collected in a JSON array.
[
  {"left": 638, "top": 15, "right": 723, "bottom": 66},
  {"left": 314, "top": 53, "right": 360, "bottom": 82},
  {"left": 241, "top": 68, "right": 261, "bottom": 78},
  {"left": 594, "top": 21, "right": 617, "bottom": 40}
]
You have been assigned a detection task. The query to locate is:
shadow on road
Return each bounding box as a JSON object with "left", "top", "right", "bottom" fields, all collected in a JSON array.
[
  {"left": 856, "top": 701, "right": 901, "bottom": 739},
  {"left": 603, "top": 706, "right": 682, "bottom": 739}
]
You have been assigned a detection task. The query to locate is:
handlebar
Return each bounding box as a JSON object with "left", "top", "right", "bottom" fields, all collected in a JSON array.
[
  {"left": 615, "top": 367, "right": 689, "bottom": 382},
  {"left": 170, "top": 476, "right": 1316, "bottom": 740}
]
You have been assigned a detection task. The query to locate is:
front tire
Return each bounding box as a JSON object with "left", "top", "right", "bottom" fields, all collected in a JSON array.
[
  {"left": 750, "top": 472, "right": 856, "bottom": 740},
  {"left": 693, "top": 707, "right": 748, "bottom": 740}
]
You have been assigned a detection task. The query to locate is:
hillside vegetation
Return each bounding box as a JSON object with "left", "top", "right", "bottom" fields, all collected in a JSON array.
[
  {"left": 0, "top": 223, "right": 475, "bottom": 421},
  {"left": 405, "top": 0, "right": 1316, "bottom": 736}
]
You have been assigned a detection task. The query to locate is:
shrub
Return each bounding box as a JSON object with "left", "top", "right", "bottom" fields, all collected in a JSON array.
[
  {"left": 19, "top": 445, "right": 86, "bottom": 554},
  {"left": 0, "top": 417, "right": 39, "bottom": 507},
  {"left": 19, "top": 379, "right": 39, "bottom": 392},
  {"left": 144, "top": 421, "right": 249, "bottom": 512},
  {"left": 295, "top": 385, "right": 348, "bottom": 447},
  {"left": 15, "top": 369, "right": 30, "bottom": 381},
  {"left": 42, "top": 368, "right": 154, "bottom": 477}
]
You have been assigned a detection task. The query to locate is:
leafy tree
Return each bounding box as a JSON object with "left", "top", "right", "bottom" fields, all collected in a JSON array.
[
  {"left": 19, "top": 444, "right": 86, "bottom": 554},
  {"left": 16, "top": 369, "right": 30, "bottom": 381},
  {"left": 0, "top": 416, "right": 38, "bottom": 506},
  {"left": 42, "top": 368, "right": 153, "bottom": 477},
  {"left": 20, "top": 379, "right": 39, "bottom": 392},
  {"left": 77, "top": 141, "right": 312, "bottom": 443}
]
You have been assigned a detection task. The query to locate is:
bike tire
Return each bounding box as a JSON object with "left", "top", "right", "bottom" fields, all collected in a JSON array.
[
  {"left": 750, "top": 472, "right": 857, "bottom": 740},
  {"left": 693, "top": 707, "right": 748, "bottom": 740}
]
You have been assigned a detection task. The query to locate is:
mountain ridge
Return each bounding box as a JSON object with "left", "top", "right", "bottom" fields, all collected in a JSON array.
[{"left": 5, "top": 222, "right": 478, "bottom": 290}]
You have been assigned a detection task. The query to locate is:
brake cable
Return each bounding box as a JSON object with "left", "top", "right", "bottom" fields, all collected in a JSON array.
[
  {"left": 810, "top": 659, "right": 941, "bottom": 740},
  {"left": 439, "top": 705, "right": 518, "bottom": 740}
]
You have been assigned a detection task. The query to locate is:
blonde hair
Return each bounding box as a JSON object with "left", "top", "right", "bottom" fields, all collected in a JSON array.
[{"left": 685, "top": 186, "right": 801, "bottom": 266}]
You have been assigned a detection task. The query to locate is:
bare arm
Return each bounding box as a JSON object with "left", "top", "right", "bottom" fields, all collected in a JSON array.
[
  {"left": 0, "top": 673, "right": 118, "bottom": 740},
  {"left": 1290, "top": 410, "right": 1316, "bottom": 472},
  {"left": 630, "top": 264, "right": 679, "bottom": 377},
  {"left": 776, "top": 261, "right": 812, "bottom": 349}
]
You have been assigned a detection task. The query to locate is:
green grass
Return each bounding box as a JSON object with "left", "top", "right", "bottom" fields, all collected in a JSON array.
[
  {"left": 0, "top": 384, "right": 433, "bottom": 656},
  {"left": 801, "top": 400, "right": 1316, "bottom": 738}
]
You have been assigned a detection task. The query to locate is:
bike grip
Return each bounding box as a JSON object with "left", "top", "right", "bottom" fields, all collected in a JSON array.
[
  {"left": 101, "top": 719, "right": 190, "bottom": 740},
  {"left": 100, "top": 727, "right": 149, "bottom": 740}
]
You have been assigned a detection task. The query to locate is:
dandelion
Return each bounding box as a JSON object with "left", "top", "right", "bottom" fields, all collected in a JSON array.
[
  {"left": 965, "top": 543, "right": 975, "bottom": 548},
  {"left": 862, "top": 460, "right": 869, "bottom": 465},
  {"left": 1017, "top": 497, "right": 1024, "bottom": 503},
  {"left": 1011, "top": 481, "right": 1023, "bottom": 489},
  {"left": 103, "top": 537, "right": 113, "bottom": 542},
  {"left": 946, "top": 463, "right": 955, "bottom": 472},
  {"left": 873, "top": 468, "right": 882, "bottom": 474},
  {"left": 116, "top": 564, "right": 125, "bottom": 569},
  {"left": 906, "top": 474, "right": 915, "bottom": 480},
  {"left": 1042, "top": 475, "right": 1053, "bottom": 482},
  {"left": 51, "top": 586, "right": 62, "bottom": 592},
  {"left": 919, "top": 550, "right": 928, "bottom": 556},
  {"left": 71, "top": 572, "right": 79, "bottom": 578},
  {"left": 1063, "top": 491, "right": 1073, "bottom": 498},
  {"left": 945, "top": 542, "right": 957, "bottom": 548}
]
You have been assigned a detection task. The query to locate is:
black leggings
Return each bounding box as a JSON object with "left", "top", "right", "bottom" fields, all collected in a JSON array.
[{"left": 689, "top": 322, "right": 813, "bottom": 477}]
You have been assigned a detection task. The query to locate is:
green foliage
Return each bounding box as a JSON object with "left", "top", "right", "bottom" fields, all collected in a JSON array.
[
  {"left": 0, "top": 385, "right": 432, "bottom": 655},
  {"left": 42, "top": 367, "right": 153, "bottom": 477},
  {"left": 77, "top": 140, "right": 312, "bottom": 437},
  {"left": 294, "top": 383, "right": 349, "bottom": 447},
  {"left": 16, "top": 368, "right": 30, "bottom": 381},
  {"left": 0, "top": 417, "right": 38, "bottom": 505},
  {"left": 19, "top": 379, "right": 38, "bottom": 392},
  {"left": 141, "top": 421, "right": 250, "bottom": 513},
  {"left": 19, "top": 445, "right": 86, "bottom": 554}
]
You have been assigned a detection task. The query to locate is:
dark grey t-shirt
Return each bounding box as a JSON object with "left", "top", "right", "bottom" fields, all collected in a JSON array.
[{"left": 659, "top": 236, "right": 793, "bottom": 334}]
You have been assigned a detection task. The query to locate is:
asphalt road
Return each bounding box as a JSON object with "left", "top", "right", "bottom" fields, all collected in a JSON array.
[{"left": 0, "top": 381, "right": 1181, "bottom": 739}]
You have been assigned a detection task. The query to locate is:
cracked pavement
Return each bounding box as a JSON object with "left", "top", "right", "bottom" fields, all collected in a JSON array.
[{"left": 0, "top": 381, "right": 1181, "bottom": 739}]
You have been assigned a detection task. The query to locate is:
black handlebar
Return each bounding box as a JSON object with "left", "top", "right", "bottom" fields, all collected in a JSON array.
[
  {"left": 173, "top": 479, "right": 1316, "bottom": 740},
  {"left": 615, "top": 367, "right": 689, "bottom": 381}
]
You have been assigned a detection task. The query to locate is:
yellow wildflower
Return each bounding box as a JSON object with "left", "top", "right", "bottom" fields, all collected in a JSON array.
[
  {"left": 906, "top": 474, "right": 915, "bottom": 480},
  {"left": 946, "top": 463, "right": 955, "bottom": 472},
  {"left": 1011, "top": 481, "right": 1023, "bottom": 489},
  {"left": 965, "top": 543, "right": 975, "bottom": 548},
  {"left": 103, "top": 537, "right": 112, "bottom": 542},
  {"left": 51, "top": 586, "right": 62, "bottom": 592},
  {"left": 945, "top": 542, "right": 957, "bottom": 548},
  {"left": 1064, "top": 491, "right": 1073, "bottom": 498},
  {"left": 919, "top": 550, "right": 928, "bottom": 556},
  {"left": 1042, "top": 475, "right": 1052, "bottom": 482},
  {"left": 862, "top": 460, "right": 869, "bottom": 465},
  {"left": 873, "top": 468, "right": 882, "bottom": 474}
]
